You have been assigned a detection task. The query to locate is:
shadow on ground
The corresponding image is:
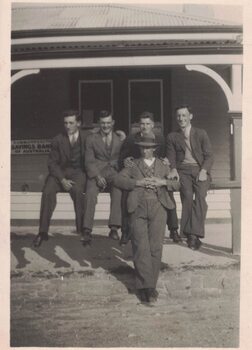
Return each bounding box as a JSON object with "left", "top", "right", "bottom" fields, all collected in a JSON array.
[{"left": 11, "top": 231, "right": 136, "bottom": 292}]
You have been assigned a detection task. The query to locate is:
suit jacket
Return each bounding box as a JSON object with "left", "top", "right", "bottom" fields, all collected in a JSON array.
[
  {"left": 85, "top": 130, "right": 123, "bottom": 179},
  {"left": 48, "top": 129, "right": 87, "bottom": 181},
  {"left": 119, "top": 131, "right": 166, "bottom": 168},
  {"left": 166, "top": 127, "right": 213, "bottom": 173},
  {"left": 113, "top": 158, "right": 180, "bottom": 213}
]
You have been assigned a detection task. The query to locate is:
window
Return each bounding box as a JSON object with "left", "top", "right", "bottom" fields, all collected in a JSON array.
[
  {"left": 128, "top": 79, "right": 163, "bottom": 131},
  {"left": 79, "top": 80, "right": 113, "bottom": 126}
]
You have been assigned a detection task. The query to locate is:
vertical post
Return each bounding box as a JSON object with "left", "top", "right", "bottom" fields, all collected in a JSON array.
[
  {"left": 229, "top": 113, "right": 242, "bottom": 254},
  {"left": 230, "top": 188, "right": 241, "bottom": 255}
]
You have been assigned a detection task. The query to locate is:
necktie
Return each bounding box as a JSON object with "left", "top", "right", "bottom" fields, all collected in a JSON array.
[
  {"left": 70, "top": 135, "right": 76, "bottom": 146},
  {"left": 104, "top": 135, "right": 111, "bottom": 150}
]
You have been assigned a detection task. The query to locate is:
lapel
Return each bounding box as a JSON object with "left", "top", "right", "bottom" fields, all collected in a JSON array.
[
  {"left": 110, "top": 132, "right": 120, "bottom": 157},
  {"left": 153, "top": 159, "right": 164, "bottom": 177},
  {"left": 189, "top": 127, "right": 200, "bottom": 162},
  {"left": 78, "top": 130, "right": 85, "bottom": 159},
  {"left": 134, "top": 159, "right": 146, "bottom": 178},
  {"left": 61, "top": 133, "right": 71, "bottom": 160},
  {"left": 176, "top": 130, "right": 186, "bottom": 151},
  {"left": 96, "top": 131, "right": 110, "bottom": 158}
]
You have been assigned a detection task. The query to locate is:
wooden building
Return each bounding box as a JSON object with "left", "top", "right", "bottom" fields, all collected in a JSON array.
[{"left": 11, "top": 4, "right": 242, "bottom": 231}]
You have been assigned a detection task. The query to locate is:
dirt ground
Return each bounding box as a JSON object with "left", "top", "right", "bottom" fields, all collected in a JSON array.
[
  {"left": 11, "top": 266, "right": 240, "bottom": 347},
  {"left": 10, "top": 225, "right": 240, "bottom": 347}
]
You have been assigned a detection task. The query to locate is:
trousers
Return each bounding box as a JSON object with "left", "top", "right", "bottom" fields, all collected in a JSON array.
[
  {"left": 178, "top": 164, "right": 210, "bottom": 238},
  {"left": 130, "top": 196, "right": 167, "bottom": 290},
  {"left": 39, "top": 168, "right": 86, "bottom": 234},
  {"left": 83, "top": 178, "right": 122, "bottom": 230}
]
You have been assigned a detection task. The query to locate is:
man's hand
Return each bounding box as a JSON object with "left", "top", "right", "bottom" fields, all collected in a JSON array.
[
  {"left": 148, "top": 177, "right": 167, "bottom": 187},
  {"left": 136, "top": 178, "right": 153, "bottom": 188},
  {"left": 160, "top": 157, "right": 170, "bottom": 166},
  {"left": 136, "top": 177, "right": 165, "bottom": 189},
  {"left": 168, "top": 168, "right": 180, "bottom": 181},
  {"left": 115, "top": 130, "right": 126, "bottom": 141},
  {"left": 61, "top": 178, "right": 75, "bottom": 191},
  {"left": 198, "top": 169, "right": 208, "bottom": 182},
  {"left": 124, "top": 157, "right": 135, "bottom": 168},
  {"left": 96, "top": 175, "right": 107, "bottom": 190}
]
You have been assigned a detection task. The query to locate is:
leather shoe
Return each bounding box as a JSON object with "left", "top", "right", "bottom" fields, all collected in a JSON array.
[
  {"left": 187, "top": 234, "right": 202, "bottom": 250},
  {"left": 119, "top": 232, "right": 130, "bottom": 246},
  {"left": 81, "top": 230, "right": 92, "bottom": 245},
  {"left": 147, "top": 288, "right": 159, "bottom": 302},
  {"left": 33, "top": 233, "right": 48, "bottom": 247},
  {"left": 108, "top": 229, "right": 120, "bottom": 240},
  {"left": 138, "top": 289, "right": 150, "bottom": 303},
  {"left": 170, "top": 229, "right": 182, "bottom": 243}
]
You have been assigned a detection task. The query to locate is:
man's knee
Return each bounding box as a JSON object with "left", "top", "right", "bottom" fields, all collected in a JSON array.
[
  {"left": 70, "top": 184, "right": 84, "bottom": 197},
  {"left": 42, "top": 177, "right": 58, "bottom": 197}
]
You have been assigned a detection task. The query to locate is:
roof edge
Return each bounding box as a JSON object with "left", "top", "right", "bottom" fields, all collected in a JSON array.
[{"left": 12, "top": 25, "right": 243, "bottom": 39}]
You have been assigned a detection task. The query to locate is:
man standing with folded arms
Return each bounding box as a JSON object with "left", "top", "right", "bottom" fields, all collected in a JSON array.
[
  {"left": 166, "top": 105, "right": 213, "bottom": 250},
  {"left": 114, "top": 135, "right": 180, "bottom": 304},
  {"left": 119, "top": 111, "right": 180, "bottom": 245},
  {"left": 33, "top": 110, "right": 86, "bottom": 247}
]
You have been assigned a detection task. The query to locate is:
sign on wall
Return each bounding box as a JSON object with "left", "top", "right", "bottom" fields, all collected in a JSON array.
[{"left": 11, "top": 139, "right": 52, "bottom": 154}]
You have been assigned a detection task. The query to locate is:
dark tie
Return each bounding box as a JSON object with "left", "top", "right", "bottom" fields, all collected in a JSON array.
[{"left": 104, "top": 135, "right": 111, "bottom": 151}]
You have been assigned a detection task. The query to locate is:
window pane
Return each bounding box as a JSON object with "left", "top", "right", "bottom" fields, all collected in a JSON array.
[
  {"left": 130, "top": 81, "right": 162, "bottom": 123},
  {"left": 79, "top": 81, "right": 112, "bottom": 124}
]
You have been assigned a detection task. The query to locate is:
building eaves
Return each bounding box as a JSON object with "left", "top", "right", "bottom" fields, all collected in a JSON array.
[{"left": 11, "top": 38, "right": 243, "bottom": 61}]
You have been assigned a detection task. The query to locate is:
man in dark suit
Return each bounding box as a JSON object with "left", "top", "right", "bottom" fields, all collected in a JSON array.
[
  {"left": 114, "top": 135, "right": 180, "bottom": 304},
  {"left": 81, "top": 110, "right": 123, "bottom": 245},
  {"left": 166, "top": 105, "right": 213, "bottom": 250},
  {"left": 119, "top": 111, "right": 180, "bottom": 245},
  {"left": 33, "top": 110, "right": 87, "bottom": 247}
]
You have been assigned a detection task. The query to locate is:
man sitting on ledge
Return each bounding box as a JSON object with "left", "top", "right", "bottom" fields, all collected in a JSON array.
[
  {"left": 81, "top": 110, "right": 124, "bottom": 245},
  {"left": 33, "top": 110, "right": 86, "bottom": 247}
]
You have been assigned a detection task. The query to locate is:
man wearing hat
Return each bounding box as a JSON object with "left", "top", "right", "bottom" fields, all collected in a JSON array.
[
  {"left": 114, "top": 135, "right": 180, "bottom": 304},
  {"left": 119, "top": 111, "right": 180, "bottom": 246}
]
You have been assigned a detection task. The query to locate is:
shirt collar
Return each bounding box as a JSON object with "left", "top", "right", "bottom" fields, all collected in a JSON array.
[
  {"left": 68, "top": 130, "right": 79, "bottom": 141},
  {"left": 101, "top": 130, "right": 112, "bottom": 139},
  {"left": 143, "top": 157, "right": 156, "bottom": 166},
  {"left": 182, "top": 124, "right": 191, "bottom": 138}
]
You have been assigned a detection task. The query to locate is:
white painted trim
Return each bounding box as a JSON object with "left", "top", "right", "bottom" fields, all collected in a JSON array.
[
  {"left": 186, "top": 64, "right": 242, "bottom": 112},
  {"left": 11, "top": 69, "right": 40, "bottom": 84},
  {"left": 231, "top": 64, "right": 243, "bottom": 99},
  {"left": 12, "top": 55, "right": 242, "bottom": 70},
  {"left": 12, "top": 32, "right": 241, "bottom": 45},
  {"left": 186, "top": 64, "right": 233, "bottom": 108},
  {"left": 10, "top": 191, "right": 231, "bottom": 220}
]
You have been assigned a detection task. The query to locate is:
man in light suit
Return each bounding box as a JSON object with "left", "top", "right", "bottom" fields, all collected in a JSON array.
[
  {"left": 81, "top": 110, "right": 123, "bottom": 244},
  {"left": 119, "top": 111, "right": 180, "bottom": 245},
  {"left": 114, "top": 135, "right": 180, "bottom": 304},
  {"left": 166, "top": 105, "right": 213, "bottom": 250},
  {"left": 33, "top": 110, "right": 87, "bottom": 247}
]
